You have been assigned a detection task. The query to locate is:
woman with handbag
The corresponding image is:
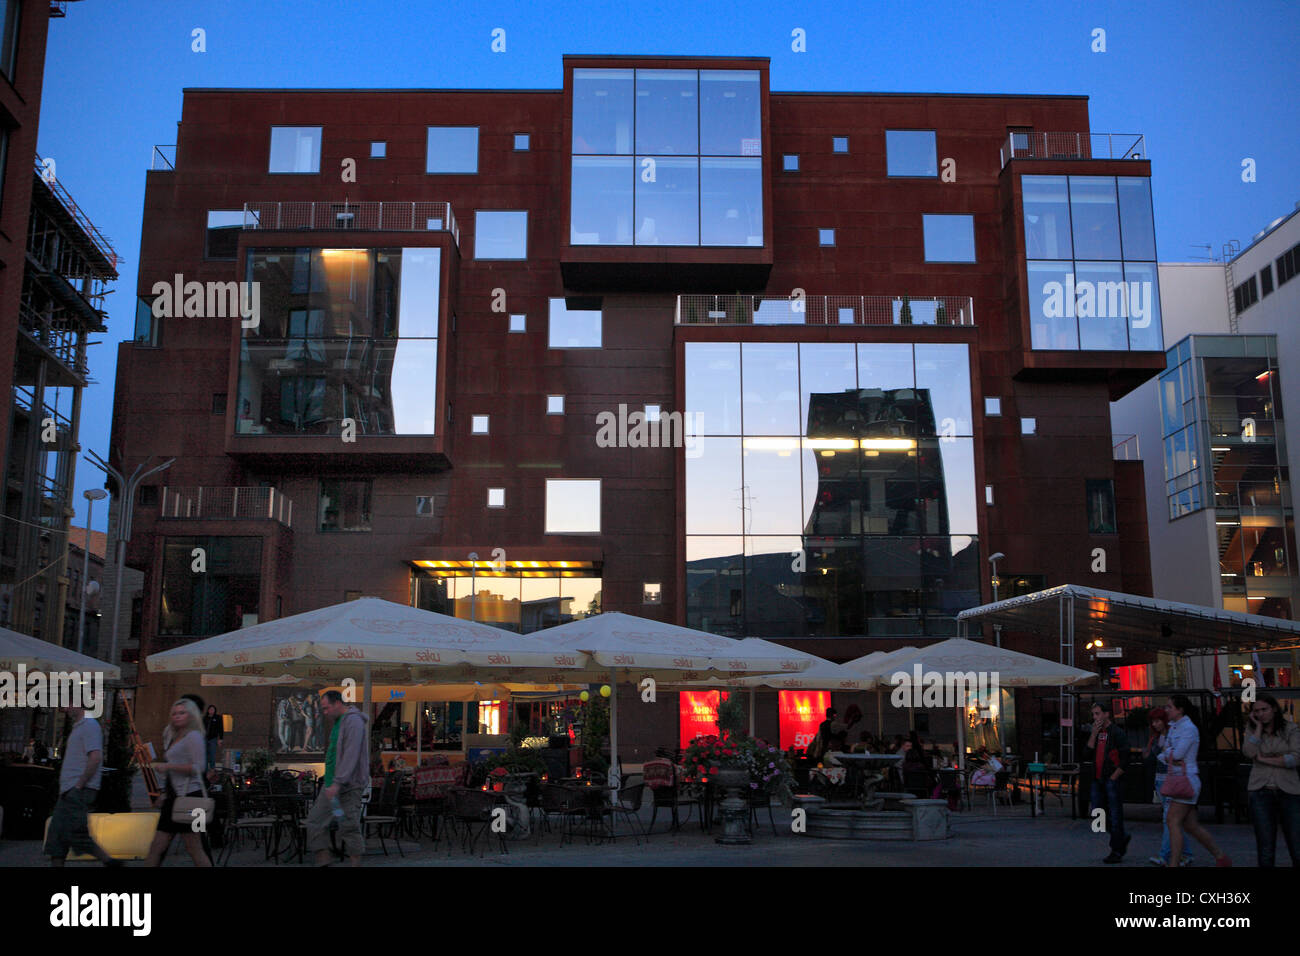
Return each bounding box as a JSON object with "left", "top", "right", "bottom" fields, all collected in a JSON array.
[
  {"left": 1160, "top": 695, "right": 1230, "bottom": 868},
  {"left": 1144, "top": 706, "right": 1193, "bottom": 866},
  {"left": 1243, "top": 693, "right": 1300, "bottom": 867},
  {"left": 144, "top": 698, "right": 214, "bottom": 867}
]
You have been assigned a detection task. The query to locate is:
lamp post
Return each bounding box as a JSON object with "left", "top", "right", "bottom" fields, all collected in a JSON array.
[
  {"left": 76, "top": 489, "right": 108, "bottom": 654},
  {"left": 467, "top": 551, "right": 478, "bottom": 623},
  {"left": 988, "top": 552, "right": 1005, "bottom": 648},
  {"left": 85, "top": 452, "right": 175, "bottom": 665}
]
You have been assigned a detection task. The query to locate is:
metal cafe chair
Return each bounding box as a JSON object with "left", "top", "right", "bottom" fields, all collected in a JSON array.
[
  {"left": 536, "top": 783, "right": 583, "bottom": 845},
  {"left": 448, "top": 787, "right": 509, "bottom": 856},
  {"left": 360, "top": 777, "right": 404, "bottom": 857}
]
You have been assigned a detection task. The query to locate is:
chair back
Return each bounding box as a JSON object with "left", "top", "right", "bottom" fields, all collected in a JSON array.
[
  {"left": 642, "top": 758, "right": 674, "bottom": 790},
  {"left": 617, "top": 782, "right": 646, "bottom": 811},
  {"left": 540, "top": 783, "right": 577, "bottom": 812},
  {"left": 993, "top": 770, "right": 1010, "bottom": 792},
  {"left": 937, "top": 768, "right": 960, "bottom": 792}
]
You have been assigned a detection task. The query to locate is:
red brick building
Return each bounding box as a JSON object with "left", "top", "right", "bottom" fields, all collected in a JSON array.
[{"left": 112, "top": 56, "right": 1158, "bottom": 759}]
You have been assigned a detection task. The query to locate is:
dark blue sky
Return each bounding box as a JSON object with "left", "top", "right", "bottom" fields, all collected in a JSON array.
[{"left": 37, "top": 0, "right": 1300, "bottom": 531}]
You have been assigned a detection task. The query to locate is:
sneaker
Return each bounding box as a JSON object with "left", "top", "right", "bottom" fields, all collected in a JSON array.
[
  {"left": 1146, "top": 855, "right": 1165, "bottom": 866},
  {"left": 1103, "top": 852, "right": 1124, "bottom": 864},
  {"left": 1215, "top": 855, "right": 1232, "bottom": 867},
  {"left": 1179, "top": 857, "right": 1194, "bottom": 867}
]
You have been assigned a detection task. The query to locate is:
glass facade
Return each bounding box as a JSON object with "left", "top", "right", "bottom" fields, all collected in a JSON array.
[
  {"left": 570, "top": 68, "right": 762, "bottom": 247},
  {"left": 1023, "top": 174, "right": 1162, "bottom": 351},
  {"left": 685, "top": 342, "right": 979, "bottom": 638},
  {"left": 160, "top": 537, "right": 262, "bottom": 637},
  {"left": 238, "top": 247, "right": 440, "bottom": 437},
  {"left": 414, "top": 569, "right": 601, "bottom": 633}
]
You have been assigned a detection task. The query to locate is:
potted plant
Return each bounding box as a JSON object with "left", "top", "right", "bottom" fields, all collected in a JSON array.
[
  {"left": 898, "top": 296, "right": 914, "bottom": 326},
  {"left": 678, "top": 694, "right": 771, "bottom": 845},
  {"left": 242, "top": 747, "right": 274, "bottom": 780}
]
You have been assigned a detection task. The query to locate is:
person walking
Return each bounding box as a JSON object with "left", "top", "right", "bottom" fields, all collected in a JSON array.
[
  {"left": 1243, "top": 693, "right": 1300, "bottom": 867},
  {"left": 1144, "top": 706, "right": 1193, "bottom": 867},
  {"left": 203, "top": 704, "right": 224, "bottom": 770},
  {"left": 45, "top": 705, "right": 119, "bottom": 867},
  {"left": 143, "top": 698, "right": 214, "bottom": 867},
  {"left": 1162, "top": 694, "right": 1231, "bottom": 868},
  {"left": 1085, "top": 700, "right": 1131, "bottom": 863},
  {"left": 305, "top": 690, "right": 369, "bottom": 866}
]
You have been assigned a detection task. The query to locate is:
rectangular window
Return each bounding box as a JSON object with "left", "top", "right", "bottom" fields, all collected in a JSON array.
[
  {"left": 1235, "top": 276, "right": 1259, "bottom": 313},
  {"left": 783, "top": 154, "right": 799, "bottom": 172},
  {"left": 370, "top": 141, "right": 386, "bottom": 158},
  {"left": 205, "top": 210, "right": 244, "bottom": 259},
  {"left": 923, "top": 214, "right": 976, "bottom": 263},
  {"left": 138, "top": 485, "right": 159, "bottom": 508},
  {"left": 212, "top": 393, "right": 227, "bottom": 415},
  {"left": 832, "top": 136, "right": 849, "bottom": 154},
  {"left": 135, "top": 296, "right": 160, "bottom": 347},
  {"left": 984, "top": 397, "right": 1001, "bottom": 415},
  {"left": 471, "top": 415, "right": 489, "bottom": 434},
  {"left": 635, "top": 156, "right": 698, "bottom": 245},
  {"left": 819, "top": 228, "right": 835, "bottom": 247},
  {"left": 1087, "top": 479, "right": 1117, "bottom": 534},
  {"left": 643, "top": 582, "right": 663, "bottom": 604},
  {"left": 886, "top": 130, "right": 938, "bottom": 177},
  {"left": 546, "top": 479, "right": 601, "bottom": 534},
  {"left": 487, "top": 488, "right": 505, "bottom": 509},
  {"left": 514, "top": 133, "right": 530, "bottom": 151},
  {"left": 426, "top": 126, "right": 478, "bottom": 173},
  {"left": 985, "top": 485, "right": 995, "bottom": 506},
  {"left": 1068, "top": 176, "right": 1121, "bottom": 259},
  {"left": 571, "top": 156, "right": 634, "bottom": 245},
  {"left": 572, "top": 68, "right": 634, "bottom": 155},
  {"left": 1022, "top": 176, "right": 1073, "bottom": 259},
  {"left": 415, "top": 496, "right": 435, "bottom": 516},
  {"left": 645, "top": 404, "right": 661, "bottom": 422},
  {"left": 700, "top": 157, "right": 762, "bottom": 246},
  {"left": 837, "top": 307, "right": 855, "bottom": 324},
  {"left": 474, "top": 210, "right": 528, "bottom": 259},
  {"left": 1021, "top": 417, "right": 1036, "bottom": 435},
  {"left": 0, "top": 0, "right": 20, "bottom": 80},
  {"left": 547, "top": 395, "right": 565, "bottom": 415},
  {"left": 159, "top": 536, "right": 262, "bottom": 637},
  {"left": 319, "top": 479, "right": 372, "bottom": 532},
  {"left": 699, "top": 70, "right": 761, "bottom": 156},
  {"left": 549, "top": 298, "right": 602, "bottom": 348},
  {"left": 269, "top": 127, "right": 322, "bottom": 173},
  {"left": 509, "top": 314, "right": 526, "bottom": 333},
  {"left": 1260, "top": 264, "right": 1274, "bottom": 297}
]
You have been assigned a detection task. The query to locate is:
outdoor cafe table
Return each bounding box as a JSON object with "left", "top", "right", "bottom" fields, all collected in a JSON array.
[
  {"left": 1026, "top": 764, "right": 1079, "bottom": 819},
  {"left": 830, "top": 752, "right": 903, "bottom": 797}
]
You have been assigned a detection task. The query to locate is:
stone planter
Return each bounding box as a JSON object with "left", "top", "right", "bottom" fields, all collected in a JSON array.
[{"left": 713, "top": 768, "right": 752, "bottom": 845}]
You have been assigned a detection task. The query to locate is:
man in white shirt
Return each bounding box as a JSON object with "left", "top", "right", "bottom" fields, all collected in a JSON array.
[{"left": 45, "top": 705, "right": 119, "bottom": 866}]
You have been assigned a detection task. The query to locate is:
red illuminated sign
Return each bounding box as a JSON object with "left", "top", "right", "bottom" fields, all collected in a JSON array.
[
  {"left": 779, "top": 690, "right": 829, "bottom": 751},
  {"left": 679, "top": 691, "right": 729, "bottom": 748}
]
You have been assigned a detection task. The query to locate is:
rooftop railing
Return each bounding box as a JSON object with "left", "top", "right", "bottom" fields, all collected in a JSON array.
[
  {"left": 1000, "top": 132, "right": 1146, "bottom": 168},
  {"left": 160, "top": 486, "right": 294, "bottom": 528},
  {"left": 1112, "top": 434, "right": 1140, "bottom": 460},
  {"left": 676, "top": 294, "right": 975, "bottom": 327},
  {"left": 241, "top": 201, "right": 460, "bottom": 246},
  {"left": 34, "top": 155, "right": 120, "bottom": 271}
]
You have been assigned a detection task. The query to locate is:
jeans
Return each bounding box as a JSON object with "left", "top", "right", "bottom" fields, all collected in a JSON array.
[
  {"left": 206, "top": 739, "right": 218, "bottom": 769},
  {"left": 1090, "top": 777, "right": 1126, "bottom": 853},
  {"left": 1249, "top": 788, "right": 1300, "bottom": 867}
]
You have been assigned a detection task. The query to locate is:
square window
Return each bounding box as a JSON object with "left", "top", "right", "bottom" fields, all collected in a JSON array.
[
  {"left": 549, "top": 298, "right": 602, "bottom": 348},
  {"left": 819, "top": 228, "right": 835, "bottom": 247},
  {"left": 783, "top": 154, "right": 799, "bottom": 172},
  {"left": 886, "top": 130, "right": 938, "bottom": 177},
  {"left": 985, "top": 485, "right": 994, "bottom": 506},
  {"left": 319, "top": 479, "right": 372, "bottom": 532},
  {"left": 514, "top": 133, "right": 530, "bottom": 151},
  {"left": 922, "top": 214, "right": 976, "bottom": 263},
  {"left": 487, "top": 488, "right": 506, "bottom": 508},
  {"left": 138, "top": 485, "right": 159, "bottom": 508},
  {"left": 471, "top": 415, "right": 490, "bottom": 435},
  {"left": 645, "top": 404, "right": 661, "bottom": 423},
  {"left": 204, "top": 210, "right": 244, "bottom": 259},
  {"left": 545, "top": 479, "right": 601, "bottom": 534},
  {"left": 269, "top": 126, "right": 322, "bottom": 173},
  {"left": 832, "top": 136, "right": 849, "bottom": 154},
  {"left": 426, "top": 126, "right": 478, "bottom": 173},
  {"left": 1021, "top": 417, "right": 1036, "bottom": 435},
  {"left": 509, "top": 314, "right": 527, "bottom": 333},
  {"left": 643, "top": 582, "right": 663, "bottom": 605},
  {"left": 547, "top": 395, "right": 565, "bottom": 415},
  {"left": 984, "top": 397, "right": 1001, "bottom": 415},
  {"left": 837, "top": 307, "right": 855, "bottom": 325},
  {"left": 415, "top": 496, "right": 435, "bottom": 515},
  {"left": 212, "top": 393, "right": 227, "bottom": 415},
  {"left": 370, "top": 141, "right": 386, "bottom": 158},
  {"left": 474, "top": 210, "right": 528, "bottom": 259}
]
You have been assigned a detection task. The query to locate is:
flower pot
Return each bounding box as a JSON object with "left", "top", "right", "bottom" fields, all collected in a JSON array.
[{"left": 713, "top": 768, "right": 752, "bottom": 845}]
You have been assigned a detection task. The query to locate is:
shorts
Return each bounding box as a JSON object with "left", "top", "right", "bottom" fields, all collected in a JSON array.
[
  {"left": 44, "top": 787, "right": 100, "bottom": 858},
  {"left": 156, "top": 789, "right": 205, "bottom": 834}
]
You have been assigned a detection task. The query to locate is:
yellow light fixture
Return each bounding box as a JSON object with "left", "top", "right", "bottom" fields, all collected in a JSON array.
[{"left": 860, "top": 438, "right": 917, "bottom": 451}]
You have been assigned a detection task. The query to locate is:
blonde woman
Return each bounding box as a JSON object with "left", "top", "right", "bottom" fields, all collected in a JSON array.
[{"left": 144, "top": 698, "right": 213, "bottom": 866}]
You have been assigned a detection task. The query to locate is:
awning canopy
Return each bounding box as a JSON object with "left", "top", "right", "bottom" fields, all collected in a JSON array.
[
  {"left": 0, "top": 625, "right": 122, "bottom": 680},
  {"left": 957, "top": 584, "right": 1300, "bottom": 655},
  {"left": 847, "top": 638, "right": 1097, "bottom": 687}
]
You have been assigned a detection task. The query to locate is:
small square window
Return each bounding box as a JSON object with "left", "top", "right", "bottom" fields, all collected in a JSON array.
[
  {"left": 837, "top": 307, "right": 855, "bottom": 325},
  {"left": 832, "top": 136, "right": 849, "bottom": 154},
  {"left": 1021, "top": 417, "right": 1036, "bottom": 435},
  {"left": 923, "top": 214, "right": 976, "bottom": 263},
  {"left": 319, "top": 479, "right": 372, "bottom": 532},
  {"left": 487, "top": 488, "right": 506, "bottom": 509},
  {"left": 819, "top": 228, "right": 836, "bottom": 247},
  {"left": 138, "top": 485, "right": 159, "bottom": 508},
  {"left": 645, "top": 405, "right": 661, "bottom": 423},
  {"left": 415, "top": 496, "right": 435, "bottom": 515},
  {"left": 514, "top": 133, "right": 530, "bottom": 151},
  {"left": 985, "top": 485, "right": 994, "bottom": 506},
  {"left": 984, "top": 397, "right": 1001, "bottom": 416},
  {"left": 547, "top": 395, "right": 565, "bottom": 415},
  {"left": 471, "top": 415, "right": 490, "bottom": 435},
  {"left": 782, "top": 154, "right": 799, "bottom": 171},
  {"left": 475, "top": 210, "right": 528, "bottom": 260},
  {"left": 426, "top": 126, "right": 478, "bottom": 174},
  {"left": 370, "top": 141, "right": 386, "bottom": 158},
  {"left": 269, "top": 126, "right": 322, "bottom": 173},
  {"left": 212, "top": 393, "right": 227, "bottom": 415},
  {"left": 509, "top": 314, "right": 526, "bottom": 333},
  {"left": 643, "top": 582, "right": 663, "bottom": 605}
]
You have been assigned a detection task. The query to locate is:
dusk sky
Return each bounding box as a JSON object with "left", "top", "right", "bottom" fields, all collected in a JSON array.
[{"left": 35, "top": 0, "right": 1300, "bottom": 530}]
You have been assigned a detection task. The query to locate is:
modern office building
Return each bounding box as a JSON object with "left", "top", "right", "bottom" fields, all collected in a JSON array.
[
  {"left": 112, "top": 56, "right": 1162, "bottom": 758},
  {"left": 1112, "top": 207, "right": 1300, "bottom": 690}
]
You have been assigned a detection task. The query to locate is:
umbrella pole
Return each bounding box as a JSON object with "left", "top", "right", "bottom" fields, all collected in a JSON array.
[
  {"left": 877, "top": 689, "right": 883, "bottom": 740},
  {"left": 608, "top": 669, "right": 619, "bottom": 788},
  {"left": 363, "top": 664, "right": 372, "bottom": 775},
  {"left": 749, "top": 689, "right": 755, "bottom": 737},
  {"left": 957, "top": 701, "right": 966, "bottom": 771}
]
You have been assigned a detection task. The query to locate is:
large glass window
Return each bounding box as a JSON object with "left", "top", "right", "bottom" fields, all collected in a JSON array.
[
  {"left": 571, "top": 68, "right": 762, "bottom": 248},
  {"left": 474, "top": 211, "right": 528, "bottom": 259},
  {"left": 548, "top": 298, "right": 602, "bottom": 348},
  {"left": 269, "top": 127, "right": 321, "bottom": 173},
  {"left": 205, "top": 211, "right": 244, "bottom": 259},
  {"left": 1087, "top": 480, "right": 1117, "bottom": 533},
  {"left": 0, "top": 0, "right": 19, "bottom": 80},
  {"left": 238, "top": 247, "right": 440, "bottom": 436},
  {"left": 159, "top": 537, "right": 261, "bottom": 636},
  {"left": 685, "top": 343, "right": 741, "bottom": 435},
  {"left": 922, "top": 215, "right": 976, "bottom": 263},
  {"left": 1117, "top": 177, "right": 1156, "bottom": 260},
  {"left": 886, "top": 130, "right": 938, "bottom": 177},
  {"left": 319, "top": 479, "right": 372, "bottom": 532},
  {"left": 426, "top": 127, "right": 479, "bottom": 174},
  {"left": 545, "top": 480, "right": 601, "bottom": 534},
  {"left": 1068, "top": 176, "right": 1122, "bottom": 259},
  {"left": 1022, "top": 175, "right": 1073, "bottom": 259}
]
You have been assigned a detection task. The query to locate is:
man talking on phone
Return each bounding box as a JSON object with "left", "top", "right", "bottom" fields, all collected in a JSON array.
[{"left": 1086, "top": 700, "right": 1132, "bottom": 863}]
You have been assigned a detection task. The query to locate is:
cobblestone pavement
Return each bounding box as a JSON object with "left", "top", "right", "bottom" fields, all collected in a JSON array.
[{"left": 0, "top": 801, "right": 1270, "bottom": 867}]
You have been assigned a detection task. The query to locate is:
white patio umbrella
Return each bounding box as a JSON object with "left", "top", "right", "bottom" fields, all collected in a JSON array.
[
  {"left": 534, "top": 613, "right": 820, "bottom": 782},
  {"left": 0, "top": 625, "right": 121, "bottom": 681},
  {"left": 843, "top": 647, "right": 921, "bottom": 736}
]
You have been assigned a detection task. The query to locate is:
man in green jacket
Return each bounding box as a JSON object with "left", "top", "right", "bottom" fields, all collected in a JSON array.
[{"left": 305, "top": 690, "right": 369, "bottom": 866}]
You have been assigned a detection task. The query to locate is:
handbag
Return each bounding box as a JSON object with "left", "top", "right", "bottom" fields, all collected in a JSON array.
[
  {"left": 171, "top": 764, "right": 215, "bottom": 825},
  {"left": 1159, "top": 760, "right": 1194, "bottom": 800}
]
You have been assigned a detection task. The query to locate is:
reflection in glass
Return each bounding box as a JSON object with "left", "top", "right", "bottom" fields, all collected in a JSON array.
[
  {"left": 388, "top": 340, "right": 439, "bottom": 434},
  {"left": 269, "top": 127, "right": 321, "bottom": 173},
  {"left": 572, "top": 69, "right": 633, "bottom": 154},
  {"left": 1022, "top": 176, "right": 1073, "bottom": 259},
  {"left": 474, "top": 210, "right": 528, "bottom": 259},
  {"left": 920, "top": 438, "right": 978, "bottom": 535},
  {"left": 699, "top": 71, "right": 761, "bottom": 156},
  {"left": 686, "top": 536, "right": 745, "bottom": 636},
  {"left": 1117, "top": 177, "right": 1156, "bottom": 260},
  {"left": 914, "top": 343, "right": 972, "bottom": 436},
  {"left": 687, "top": 438, "right": 743, "bottom": 534},
  {"left": 635, "top": 157, "right": 698, "bottom": 245},
  {"left": 548, "top": 298, "right": 602, "bottom": 348},
  {"left": 635, "top": 70, "right": 697, "bottom": 155},
  {"left": 700, "top": 158, "right": 763, "bottom": 246},
  {"left": 885, "top": 130, "right": 937, "bottom": 177},
  {"left": 571, "top": 157, "right": 633, "bottom": 245},
  {"left": 920, "top": 536, "right": 979, "bottom": 624},
  {"left": 741, "top": 441, "right": 803, "bottom": 533},
  {"left": 685, "top": 343, "right": 741, "bottom": 435},
  {"left": 1122, "top": 262, "right": 1164, "bottom": 351},
  {"left": 1069, "top": 176, "right": 1121, "bottom": 259},
  {"left": 922, "top": 214, "right": 976, "bottom": 262},
  {"left": 1074, "top": 261, "right": 1129, "bottom": 350},
  {"left": 741, "top": 343, "right": 800, "bottom": 435},
  {"left": 425, "top": 127, "right": 479, "bottom": 174},
  {"left": 1027, "top": 260, "right": 1077, "bottom": 350},
  {"left": 865, "top": 537, "right": 921, "bottom": 635},
  {"left": 800, "top": 344, "right": 857, "bottom": 435}
]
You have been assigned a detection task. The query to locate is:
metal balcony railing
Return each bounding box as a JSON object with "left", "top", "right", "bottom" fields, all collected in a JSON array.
[
  {"left": 676, "top": 294, "right": 975, "bottom": 327},
  {"left": 1112, "top": 434, "right": 1140, "bottom": 460},
  {"left": 151, "top": 145, "right": 176, "bottom": 171},
  {"left": 1000, "top": 132, "right": 1146, "bottom": 168},
  {"left": 160, "top": 486, "right": 294, "bottom": 528},
  {"left": 34, "top": 154, "right": 120, "bottom": 272},
  {"left": 18, "top": 305, "right": 87, "bottom": 376},
  {"left": 241, "top": 201, "right": 460, "bottom": 246}
]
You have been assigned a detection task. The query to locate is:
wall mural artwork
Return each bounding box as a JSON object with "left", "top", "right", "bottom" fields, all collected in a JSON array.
[{"left": 272, "top": 689, "right": 326, "bottom": 755}]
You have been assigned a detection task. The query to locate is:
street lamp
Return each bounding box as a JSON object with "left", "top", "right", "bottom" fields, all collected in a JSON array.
[
  {"left": 85, "top": 451, "right": 175, "bottom": 665},
  {"left": 76, "top": 489, "right": 108, "bottom": 654},
  {"left": 468, "top": 552, "right": 478, "bottom": 623},
  {"left": 988, "top": 552, "right": 1005, "bottom": 648}
]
